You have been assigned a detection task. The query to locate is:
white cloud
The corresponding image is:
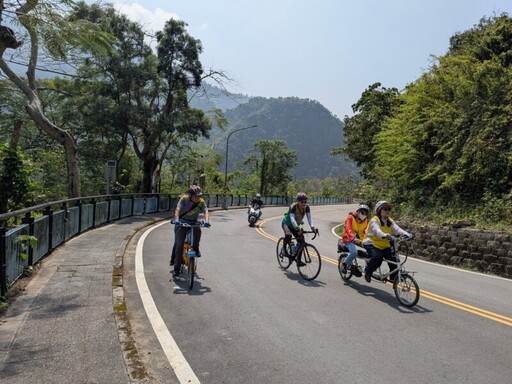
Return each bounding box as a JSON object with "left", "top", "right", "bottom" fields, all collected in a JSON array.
[{"left": 113, "top": 2, "right": 179, "bottom": 33}]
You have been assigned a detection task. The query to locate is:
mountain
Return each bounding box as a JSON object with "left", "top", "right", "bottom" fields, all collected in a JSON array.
[{"left": 191, "top": 85, "right": 360, "bottom": 179}]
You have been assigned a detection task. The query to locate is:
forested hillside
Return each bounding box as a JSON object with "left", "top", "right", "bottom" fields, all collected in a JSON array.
[
  {"left": 343, "top": 14, "right": 512, "bottom": 227},
  {"left": 202, "top": 96, "right": 359, "bottom": 179}
]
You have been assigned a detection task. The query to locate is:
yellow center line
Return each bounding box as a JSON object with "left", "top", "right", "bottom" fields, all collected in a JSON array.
[{"left": 256, "top": 215, "right": 512, "bottom": 327}]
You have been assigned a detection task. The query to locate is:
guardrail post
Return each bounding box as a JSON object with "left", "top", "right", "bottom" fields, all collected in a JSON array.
[
  {"left": 92, "top": 198, "right": 97, "bottom": 228},
  {"left": 0, "top": 226, "right": 7, "bottom": 297},
  {"left": 118, "top": 196, "right": 122, "bottom": 220},
  {"left": 107, "top": 196, "right": 112, "bottom": 223},
  {"left": 21, "top": 212, "right": 35, "bottom": 266},
  {"left": 130, "top": 194, "right": 135, "bottom": 217},
  {"left": 43, "top": 206, "right": 53, "bottom": 252},
  {"left": 77, "top": 200, "right": 83, "bottom": 233}
]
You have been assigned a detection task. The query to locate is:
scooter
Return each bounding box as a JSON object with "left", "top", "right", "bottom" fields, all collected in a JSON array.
[{"left": 248, "top": 204, "right": 261, "bottom": 227}]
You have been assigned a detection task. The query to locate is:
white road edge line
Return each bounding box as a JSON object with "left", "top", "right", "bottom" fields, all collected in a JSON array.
[{"left": 135, "top": 221, "right": 201, "bottom": 384}]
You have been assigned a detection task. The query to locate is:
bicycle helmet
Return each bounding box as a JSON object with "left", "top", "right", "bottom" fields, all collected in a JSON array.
[
  {"left": 255, "top": 193, "right": 261, "bottom": 198},
  {"left": 374, "top": 200, "right": 391, "bottom": 213},
  {"left": 297, "top": 192, "right": 308, "bottom": 202},
  {"left": 188, "top": 184, "right": 202, "bottom": 196},
  {"left": 356, "top": 204, "right": 370, "bottom": 215}
]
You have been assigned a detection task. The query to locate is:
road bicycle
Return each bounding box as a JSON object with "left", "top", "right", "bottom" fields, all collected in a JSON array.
[
  {"left": 276, "top": 228, "right": 321, "bottom": 281},
  {"left": 337, "top": 236, "right": 420, "bottom": 307},
  {"left": 176, "top": 222, "right": 208, "bottom": 289}
]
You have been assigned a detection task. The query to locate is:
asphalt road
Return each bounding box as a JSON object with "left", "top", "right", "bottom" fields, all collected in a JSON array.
[{"left": 124, "top": 204, "right": 512, "bottom": 384}]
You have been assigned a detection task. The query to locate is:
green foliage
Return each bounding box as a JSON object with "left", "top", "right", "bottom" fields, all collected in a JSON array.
[
  {"left": 345, "top": 14, "right": 512, "bottom": 229},
  {"left": 15, "top": 235, "right": 38, "bottom": 261},
  {"left": 341, "top": 83, "right": 402, "bottom": 178},
  {"left": 236, "top": 139, "right": 297, "bottom": 196},
  {"left": 0, "top": 144, "right": 35, "bottom": 213}
]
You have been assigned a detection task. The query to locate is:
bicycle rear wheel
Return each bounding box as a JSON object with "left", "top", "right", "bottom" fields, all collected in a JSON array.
[
  {"left": 187, "top": 257, "right": 195, "bottom": 289},
  {"left": 297, "top": 244, "right": 321, "bottom": 281},
  {"left": 393, "top": 273, "right": 420, "bottom": 307},
  {"left": 276, "top": 237, "right": 292, "bottom": 270},
  {"left": 338, "top": 253, "right": 353, "bottom": 281}
]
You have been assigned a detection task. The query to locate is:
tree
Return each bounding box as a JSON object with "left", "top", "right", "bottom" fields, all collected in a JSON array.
[
  {"left": 0, "top": 0, "right": 113, "bottom": 197},
  {"left": 339, "top": 83, "right": 402, "bottom": 178},
  {"left": 242, "top": 140, "right": 297, "bottom": 196},
  {"left": 72, "top": 4, "right": 226, "bottom": 193},
  {"left": 372, "top": 14, "right": 512, "bottom": 209}
]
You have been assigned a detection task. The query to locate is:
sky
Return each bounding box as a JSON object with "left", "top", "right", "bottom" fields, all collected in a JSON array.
[{"left": 92, "top": 0, "right": 512, "bottom": 119}]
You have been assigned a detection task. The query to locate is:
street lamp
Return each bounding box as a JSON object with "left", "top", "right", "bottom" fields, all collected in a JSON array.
[{"left": 223, "top": 124, "right": 258, "bottom": 209}]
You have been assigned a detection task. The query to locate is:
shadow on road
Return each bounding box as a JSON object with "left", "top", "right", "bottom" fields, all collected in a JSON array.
[
  {"left": 170, "top": 274, "right": 212, "bottom": 296},
  {"left": 342, "top": 279, "right": 432, "bottom": 313},
  {"left": 282, "top": 270, "right": 327, "bottom": 288}
]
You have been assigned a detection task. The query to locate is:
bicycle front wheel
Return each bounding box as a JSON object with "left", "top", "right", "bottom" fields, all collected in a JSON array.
[
  {"left": 393, "top": 273, "right": 420, "bottom": 307},
  {"left": 276, "top": 237, "right": 292, "bottom": 270},
  {"left": 188, "top": 258, "right": 195, "bottom": 289},
  {"left": 297, "top": 244, "right": 321, "bottom": 281}
]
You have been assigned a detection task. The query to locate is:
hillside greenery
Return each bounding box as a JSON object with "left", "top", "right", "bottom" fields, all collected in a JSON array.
[{"left": 341, "top": 14, "right": 512, "bottom": 229}]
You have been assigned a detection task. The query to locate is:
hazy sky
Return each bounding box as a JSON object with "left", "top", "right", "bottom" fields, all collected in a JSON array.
[{"left": 96, "top": 1, "right": 512, "bottom": 119}]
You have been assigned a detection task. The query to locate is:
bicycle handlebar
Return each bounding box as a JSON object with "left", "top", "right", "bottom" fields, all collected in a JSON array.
[{"left": 171, "top": 220, "right": 209, "bottom": 228}]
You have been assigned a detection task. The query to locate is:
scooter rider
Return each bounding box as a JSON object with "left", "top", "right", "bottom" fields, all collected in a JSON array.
[{"left": 248, "top": 193, "right": 264, "bottom": 218}]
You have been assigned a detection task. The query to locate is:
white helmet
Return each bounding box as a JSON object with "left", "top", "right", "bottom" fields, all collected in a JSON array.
[
  {"left": 374, "top": 200, "right": 391, "bottom": 213},
  {"left": 256, "top": 193, "right": 261, "bottom": 198}
]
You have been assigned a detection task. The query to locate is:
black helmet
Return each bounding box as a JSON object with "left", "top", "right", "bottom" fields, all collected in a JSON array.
[
  {"left": 297, "top": 192, "right": 308, "bottom": 202},
  {"left": 188, "top": 184, "right": 202, "bottom": 196}
]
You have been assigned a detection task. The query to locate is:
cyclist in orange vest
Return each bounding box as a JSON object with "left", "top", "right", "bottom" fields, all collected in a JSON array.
[{"left": 340, "top": 204, "right": 370, "bottom": 276}]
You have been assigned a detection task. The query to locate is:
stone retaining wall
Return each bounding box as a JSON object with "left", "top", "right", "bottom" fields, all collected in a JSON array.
[{"left": 399, "top": 222, "right": 512, "bottom": 278}]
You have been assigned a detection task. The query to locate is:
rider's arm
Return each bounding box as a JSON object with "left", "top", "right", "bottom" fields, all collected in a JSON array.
[
  {"left": 369, "top": 218, "right": 389, "bottom": 239},
  {"left": 344, "top": 215, "right": 355, "bottom": 242},
  {"left": 290, "top": 212, "right": 299, "bottom": 228},
  {"left": 305, "top": 211, "right": 315, "bottom": 229},
  {"left": 391, "top": 221, "right": 411, "bottom": 237}
]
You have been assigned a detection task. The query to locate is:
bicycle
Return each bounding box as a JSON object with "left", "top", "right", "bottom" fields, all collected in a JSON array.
[
  {"left": 337, "top": 236, "right": 420, "bottom": 307},
  {"left": 276, "top": 228, "right": 321, "bottom": 281},
  {"left": 175, "top": 222, "right": 208, "bottom": 289}
]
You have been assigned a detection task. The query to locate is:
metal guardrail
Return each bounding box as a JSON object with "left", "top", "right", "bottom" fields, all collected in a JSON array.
[{"left": 0, "top": 193, "right": 350, "bottom": 296}]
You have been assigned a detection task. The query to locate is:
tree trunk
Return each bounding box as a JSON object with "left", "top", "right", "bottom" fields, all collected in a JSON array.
[
  {"left": 25, "top": 101, "right": 81, "bottom": 198},
  {"left": 141, "top": 153, "right": 159, "bottom": 193}
]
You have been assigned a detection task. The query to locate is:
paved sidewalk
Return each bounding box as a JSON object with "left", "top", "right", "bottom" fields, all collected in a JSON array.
[{"left": 0, "top": 213, "right": 171, "bottom": 384}]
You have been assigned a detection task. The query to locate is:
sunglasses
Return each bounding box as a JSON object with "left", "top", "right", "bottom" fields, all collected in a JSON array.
[
  {"left": 298, "top": 200, "right": 308, "bottom": 203},
  {"left": 381, "top": 207, "right": 391, "bottom": 212}
]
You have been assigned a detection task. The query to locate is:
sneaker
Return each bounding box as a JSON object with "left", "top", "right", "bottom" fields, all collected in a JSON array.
[
  {"left": 172, "top": 270, "right": 181, "bottom": 277},
  {"left": 296, "top": 258, "right": 306, "bottom": 267},
  {"left": 351, "top": 265, "right": 362, "bottom": 277},
  {"left": 169, "top": 259, "right": 174, "bottom": 266},
  {"left": 364, "top": 272, "right": 371, "bottom": 283},
  {"left": 341, "top": 262, "right": 348, "bottom": 274}
]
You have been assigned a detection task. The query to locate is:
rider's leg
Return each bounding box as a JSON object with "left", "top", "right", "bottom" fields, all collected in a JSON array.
[
  {"left": 173, "top": 227, "right": 188, "bottom": 275},
  {"left": 383, "top": 247, "right": 398, "bottom": 280},
  {"left": 282, "top": 223, "right": 293, "bottom": 255},
  {"left": 192, "top": 226, "right": 202, "bottom": 256},
  {"left": 170, "top": 225, "right": 179, "bottom": 265},
  {"left": 343, "top": 242, "right": 358, "bottom": 266},
  {"left": 364, "top": 246, "right": 383, "bottom": 282}
]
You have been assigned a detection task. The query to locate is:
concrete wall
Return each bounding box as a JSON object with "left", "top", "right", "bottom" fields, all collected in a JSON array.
[{"left": 399, "top": 222, "right": 512, "bottom": 278}]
